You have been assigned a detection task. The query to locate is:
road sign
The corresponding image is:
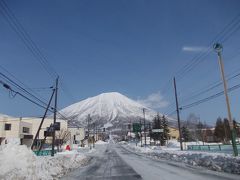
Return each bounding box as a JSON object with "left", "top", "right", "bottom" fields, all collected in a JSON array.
[
  {"left": 53, "top": 122, "right": 60, "bottom": 130},
  {"left": 152, "top": 129, "right": 163, "bottom": 133}
]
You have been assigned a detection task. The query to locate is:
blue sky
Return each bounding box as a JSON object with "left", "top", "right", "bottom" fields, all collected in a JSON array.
[{"left": 0, "top": 0, "right": 240, "bottom": 125}]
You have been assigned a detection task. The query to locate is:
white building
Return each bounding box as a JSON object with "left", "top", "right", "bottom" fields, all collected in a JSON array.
[
  {"left": 68, "top": 127, "right": 85, "bottom": 146},
  {"left": 22, "top": 117, "right": 68, "bottom": 140},
  {"left": 0, "top": 116, "right": 32, "bottom": 146},
  {"left": 0, "top": 115, "right": 68, "bottom": 147}
]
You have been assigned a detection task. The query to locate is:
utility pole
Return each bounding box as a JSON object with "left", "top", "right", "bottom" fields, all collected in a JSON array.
[
  {"left": 95, "top": 121, "right": 98, "bottom": 141},
  {"left": 51, "top": 76, "right": 59, "bottom": 156},
  {"left": 87, "top": 114, "right": 90, "bottom": 148},
  {"left": 31, "top": 88, "right": 55, "bottom": 150},
  {"left": 143, "top": 108, "right": 147, "bottom": 147},
  {"left": 213, "top": 43, "right": 238, "bottom": 156},
  {"left": 140, "top": 119, "right": 142, "bottom": 147},
  {"left": 148, "top": 122, "right": 151, "bottom": 146},
  {"left": 173, "top": 77, "right": 183, "bottom": 151},
  {"left": 93, "top": 122, "right": 95, "bottom": 148},
  {"left": 129, "top": 120, "right": 132, "bottom": 140}
]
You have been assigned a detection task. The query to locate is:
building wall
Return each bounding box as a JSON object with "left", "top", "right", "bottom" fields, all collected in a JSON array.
[
  {"left": 68, "top": 127, "right": 85, "bottom": 144},
  {"left": 0, "top": 117, "right": 32, "bottom": 146},
  {"left": 22, "top": 118, "right": 68, "bottom": 139},
  {"left": 169, "top": 127, "right": 179, "bottom": 140},
  {"left": 0, "top": 117, "right": 68, "bottom": 147}
]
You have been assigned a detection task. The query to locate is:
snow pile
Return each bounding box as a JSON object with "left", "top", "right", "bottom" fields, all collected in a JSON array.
[
  {"left": 167, "top": 140, "right": 180, "bottom": 148},
  {"left": 95, "top": 140, "right": 108, "bottom": 145},
  {"left": 118, "top": 141, "right": 128, "bottom": 145},
  {"left": 0, "top": 143, "right": 90, "bottom": 180},
  {"left": 125, "top": 143, "right": 240, "bottom": 174}
]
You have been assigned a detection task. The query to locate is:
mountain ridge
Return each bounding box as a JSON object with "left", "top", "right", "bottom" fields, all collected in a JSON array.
[{"left": 60, "top": 92, "right": 159, "bottom": 127}]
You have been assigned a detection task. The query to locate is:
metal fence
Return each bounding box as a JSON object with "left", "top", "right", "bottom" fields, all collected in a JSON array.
[
  {"left": 33, "top": 149, "right": 57, "bottom": 156},
  {"left": 187, "top": 144, "right": 240, "bottom": 154}
]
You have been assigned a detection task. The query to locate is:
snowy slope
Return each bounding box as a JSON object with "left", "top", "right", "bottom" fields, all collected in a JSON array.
[
  {"left": 0, "top": 113, "right": 12, "bottom": 119},
  {"left": 60, "top": 92, "right": 158, "bottom": 127}
]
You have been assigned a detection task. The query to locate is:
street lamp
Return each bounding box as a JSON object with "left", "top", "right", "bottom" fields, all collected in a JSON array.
[{"left": 213, "top": 43, "right": 238, "bottom": 156}]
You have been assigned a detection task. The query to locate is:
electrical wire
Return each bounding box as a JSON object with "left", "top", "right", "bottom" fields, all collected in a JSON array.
[
  {"left": 0, "top": 0, "right": 76, "bottom": 102},
  {"left": 180, "top": 83, "right": 240, "bottom": 110},
  {"left": 159, "top": 13, "right": 240, "bottom": 96}
]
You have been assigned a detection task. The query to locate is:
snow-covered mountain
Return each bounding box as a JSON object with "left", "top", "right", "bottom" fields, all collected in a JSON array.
[
  {"left": 0, "top": 113, "right": 12, "bottom": 119},
  {"left": 60, "top": 92, "right": 159, "bottom": 128}
]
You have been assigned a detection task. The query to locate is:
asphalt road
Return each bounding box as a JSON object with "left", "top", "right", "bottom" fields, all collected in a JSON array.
[{"left": 62, "top": 144, "right": 240, "bottom": 180}]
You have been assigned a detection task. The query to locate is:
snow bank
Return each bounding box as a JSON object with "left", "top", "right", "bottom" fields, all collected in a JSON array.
[
  {"left": 167, "top": 140, "right": 180, "bottom": 148},
  {"left": 0, "top": 143, "right": 91, "bottom": 180},
  {"left": 95, "top": 140, "right": 108, "bottom": 145},
  {"left": 125, "top": 143, "right": 240, "bottom": 174},
  {"left": 166, "top": 140, "right": 221, "bottom": 149}
]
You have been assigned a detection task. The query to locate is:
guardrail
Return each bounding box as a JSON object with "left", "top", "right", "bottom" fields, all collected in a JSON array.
[{"left": 187, "top": 144, "right": 240, "bottom": 154}]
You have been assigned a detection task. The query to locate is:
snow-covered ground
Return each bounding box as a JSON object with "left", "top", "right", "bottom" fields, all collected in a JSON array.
[
  {"left": 95, "top": 140, "right": 108, "bottom": 145},
  {"left": 0, "top": 141, "right": 96, "bottom": 180},
  {"left": 123, "top": 141, "right": 240, "bottom": 174}
]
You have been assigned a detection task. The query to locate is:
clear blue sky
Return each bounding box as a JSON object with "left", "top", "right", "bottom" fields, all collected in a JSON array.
[{"left": 0, "top": 0, "right": 240, "bottom": 125}]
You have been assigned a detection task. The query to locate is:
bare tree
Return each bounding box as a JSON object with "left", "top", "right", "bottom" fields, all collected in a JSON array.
[{"left": 55, "top": 129, "right": 71, "bottom": 150}]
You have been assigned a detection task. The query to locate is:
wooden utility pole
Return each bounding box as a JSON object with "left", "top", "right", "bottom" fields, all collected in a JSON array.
[
  {"left": 143, "top": 108, "right": 147, "bottom": 147},
  {"left": 173, "top": 77, "right": 183, "bottom": 151},
  {"left": 87, "top": 114, "right": 90, "bottom": 148},
  {"left": 213, "top": 43, "right": 238, "bottom": 156},
  {"left": 31, "top": 88, "right": 55, "bottom": 150},
  {"left": 51, "top": 77, "right": 59, "bottom": 156},
  {"left": 140, "top": 119, "right": 142, "bottom": 147}
]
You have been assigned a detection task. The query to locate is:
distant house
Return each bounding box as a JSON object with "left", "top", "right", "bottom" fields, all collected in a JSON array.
[
  {"left": 201, "top": 128, "right": 216, "bottom": 142},
  {"left": 168, "top": 127, "right": 179, "bottom": 140}
]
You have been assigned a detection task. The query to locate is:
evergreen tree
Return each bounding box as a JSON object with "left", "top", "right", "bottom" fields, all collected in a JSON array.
[
  {"left": 161, "top": 115, "right": 169, "bottom": 145},
  {"left": 181, "top": 126, "right": 191, "bottom": 142},
  {"left": 196, "top": 122, "right": 204, "bottom": 142},
  {"left": 151, "top": 114, "right": 162, "bottom": 144},
  {"left": 214, "top": 117, "right": 225, "bottom": 142},
  {"left": 223, "top": 118, "right": 231, "bottom": 142},
  {"left": 233, "top": 119, "right": 240, "bottom": 138}
]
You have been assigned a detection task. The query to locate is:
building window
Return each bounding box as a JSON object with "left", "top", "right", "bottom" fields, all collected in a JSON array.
[
  {"left": 22, "top": 127, "right": 30, "bottom": 133},
  {"left": 5, "top": 123, "right": 11, "bottom": 130}
]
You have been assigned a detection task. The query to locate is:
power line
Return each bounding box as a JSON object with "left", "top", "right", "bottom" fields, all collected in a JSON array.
[
  {"left": 0, "top": 0, "right": 76, "bottom": 101},
  {"left": 160, "top": 13, "right": 240, "bottom": 96},
  {"left": 0, "top": 76, "right": 73, "bottom": 123},
  {"left": 0, "top": 72, "right": 51, "bottom": 107},
  {"left": 164, "top": 71, "right": 240, "bottom": 115},
  {"left": 180, "top": 83, "right": 240, "bottom": 110},
  {"left": 180, "top": 72, "right": 240, "bottom": 104},
  {"left": 0, "top": 70, "right": 78, "bottom": 127},
  {"left": 0, "top": 64, "right": 51, "bottom": 103},
  {"left": 0, "top": 0, "right": 57, "bottom": 79},
  {"left": 0, "top": 79, "right": 54, "bottom": 111},
  {"left": 176, "top": 13, "right": 240, "bottom": 80},
  {"left": 163, "top": 14, "right": 240, "bottom": 112}
]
